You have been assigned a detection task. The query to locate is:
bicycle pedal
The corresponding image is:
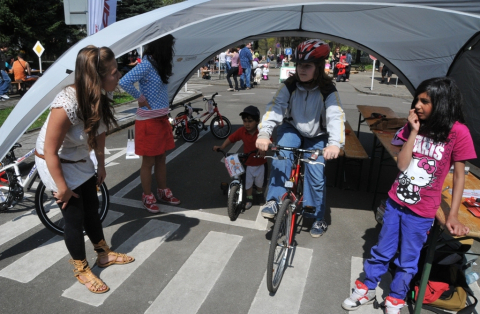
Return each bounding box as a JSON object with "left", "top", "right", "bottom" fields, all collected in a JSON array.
[{"left": 302, "top": 206, "right": 316, "bottom": 214}]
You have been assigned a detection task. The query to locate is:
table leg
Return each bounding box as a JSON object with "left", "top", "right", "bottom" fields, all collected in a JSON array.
[
  {"left": 371, "top": 146, "right": 385, "bottom": 210},
  {"left": 357, "top": 113, "right": 362, "bottom": 138},
  {"left": 367, "top": 136, "right": 378, "bottom": 192},
  {"left": 414, "top": 223, "right": 441, "bottom": 314}
]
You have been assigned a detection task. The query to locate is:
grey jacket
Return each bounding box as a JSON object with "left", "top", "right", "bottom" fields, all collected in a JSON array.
[{"left": 258, "top": 82, "right": 345, "bottom": 148}]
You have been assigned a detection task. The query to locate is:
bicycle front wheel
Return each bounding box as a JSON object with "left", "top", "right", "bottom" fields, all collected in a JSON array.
[
  {"left": 34, "top": 181, "right": 110, "bottom": 235},
  {"left": 210, "top": 116, "right": 231, "bottom": 139},
  {"left": 227, "top": 184, "right": 241, "bottom": 221},
  {"left": 267, "top": 198, "right": 293, "bottom": 293}
]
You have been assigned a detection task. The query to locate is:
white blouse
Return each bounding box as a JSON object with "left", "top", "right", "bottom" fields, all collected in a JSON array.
[{"left": 35, "top": 86, "right": 106, "bottom": 191}]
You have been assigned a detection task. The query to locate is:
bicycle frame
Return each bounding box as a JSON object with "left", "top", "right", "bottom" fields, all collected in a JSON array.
[{"left": 0, "top": 147, "right": 38, "bottom": 191}]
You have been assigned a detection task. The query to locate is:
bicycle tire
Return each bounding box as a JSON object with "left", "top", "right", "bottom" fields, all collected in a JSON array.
[
  {"left": 210, "top": 116, "right": 231, "bottom": 139},
  {"left": 227, "top": 184, "right": 241, "bottom": 221},
  {"left": 267, "top": 198, "right": 292, "bottom": 293},
  {"left": 34, "top": 180, "right": 110, "bottom": 235},
  {"left": 0, "top": 168, "right": 14, "bottom": 211},
  {"left": 181, "top": 125, "right": 199, "bottom": 142}
]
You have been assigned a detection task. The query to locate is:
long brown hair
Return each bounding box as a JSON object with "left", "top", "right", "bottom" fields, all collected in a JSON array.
[
  {"left": 74, "top": 46, "right": 118, "bottom": 150},
  {"left": 284, "top": 59, "right": 333, "bottom": 92}
]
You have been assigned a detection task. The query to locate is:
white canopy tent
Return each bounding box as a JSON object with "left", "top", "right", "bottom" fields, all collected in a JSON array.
[{"left": 2, "top": 0, "right": 480, "bottom": 164}]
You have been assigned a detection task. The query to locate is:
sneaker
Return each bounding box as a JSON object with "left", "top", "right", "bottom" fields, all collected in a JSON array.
[
  {"left": 342, "top": 280, "right": 376, "bottom": 311},
  {"left": 227, "top": 88, "right": 234, "bottom": 91},
  {"left": 157, "top": 188, "right": 181, "bottom": 205},
  {"left": 142, "top": 193, "right": 160, "bottom": 213},
  {"left": 0, "top": 94, "right": 9, "bottom": 100},
  {"left": 260, "top": 200, "right": 278, "bottom": 218},
  {"left": 384, "top": 296, "right": 405, "bottom": 314},
  {"left": 310, "top": 219, "right": 328, "bottom": 237}
]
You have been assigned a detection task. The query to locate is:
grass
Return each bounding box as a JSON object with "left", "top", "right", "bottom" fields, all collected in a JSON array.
[{"left": 0, "top": 91, "right": 135, "bottom": 131}]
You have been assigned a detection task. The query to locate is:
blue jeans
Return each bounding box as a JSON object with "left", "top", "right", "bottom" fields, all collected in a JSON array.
[
  {"left": 226, "top": 61, "right": 231, "bottom": 71},
  {"left": 265, "top": 122, "right": 327, "bottom": 220},
  {"left": 364, "top": 198, "right": 433, "bottom": 299},
  {"left": 0, "top": 70, "right": 11, "bottom": 95},
  {"left": 240, "top": 65, "right": 251, "bottom": 88}
]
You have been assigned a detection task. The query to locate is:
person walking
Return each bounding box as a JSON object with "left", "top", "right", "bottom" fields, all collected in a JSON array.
[
  {"left": 0, "top": 42, "right": 11, "bottom": 99},
  {"left": 239, "top": 42, "right": 253, "bottom": 90},
  {"left": 226, "top": 47, "right": 240, "bottom": 92},
  {"left": 119, "top": 35, "right": 181, "bottom": 213},
  {"left": 35, "top": 46, "right": 134, "bottom": 294}
]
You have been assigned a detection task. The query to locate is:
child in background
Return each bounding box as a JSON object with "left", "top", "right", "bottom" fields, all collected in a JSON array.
[
  {"left": 263, "top": 63, "right": 269, "bottom": 80},
  {"left": 342, "top": 77, "right": 476, "bottom": 314},
  {"left": 254, "top": 66, "right": 263, "bottom": 84},
  {"left": 213, "top": 106, "right": 267, "bottom": 209}
]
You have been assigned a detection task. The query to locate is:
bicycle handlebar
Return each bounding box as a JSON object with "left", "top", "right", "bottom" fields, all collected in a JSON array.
[{"left": 215, "top": 149, "right": 258, "bottom": 160}]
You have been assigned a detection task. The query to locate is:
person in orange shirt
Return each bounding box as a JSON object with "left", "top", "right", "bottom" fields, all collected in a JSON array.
[{"left": 11, "top": 51, "right": 38, "bottom": 82}]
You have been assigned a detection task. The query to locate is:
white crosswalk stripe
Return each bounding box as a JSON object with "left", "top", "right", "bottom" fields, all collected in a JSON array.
[
  {"left": 249, "top": 247, "right": 312, "bottom": 314},
  {"left": 0, "top": 211, "right": 123, "bottom": 283},
  {"left": 62, "top": 219, "right": 180, "bottom": 306},
  {"left": 144, "top": 231, "right": 242, "bottom": 314}
]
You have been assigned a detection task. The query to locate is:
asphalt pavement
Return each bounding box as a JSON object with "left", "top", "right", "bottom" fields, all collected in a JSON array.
[{"left": 2, "top": 67, "right": 480, "bottom": 314}]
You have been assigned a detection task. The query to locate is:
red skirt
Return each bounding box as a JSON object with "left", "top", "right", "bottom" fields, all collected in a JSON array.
[{"left": 135, "top": 116, "right": 175, "bottom": 156}]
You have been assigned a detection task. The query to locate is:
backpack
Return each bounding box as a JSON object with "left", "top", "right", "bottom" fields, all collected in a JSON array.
[{"left": 409, "top": 234, "right": 478, "bottom": 314}]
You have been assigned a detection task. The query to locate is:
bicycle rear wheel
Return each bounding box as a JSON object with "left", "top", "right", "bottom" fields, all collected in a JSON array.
[
  {"left": 267, "top": 198, "right": 293, "bottom": 293},
  {"left": 34, "top": 181, "right": 109, "bottom": 235},
  {"left": 210, "top": 116, "right": 231, "bottom": 139},
  {"left": 227, "top": 184, "right": 242, "bottom": 221},
  {"left": 181, "top": 125, "right": 200, "bottom": 142},
  {"left": 0, "top": 168, "right": 14, "bottom": 211}
]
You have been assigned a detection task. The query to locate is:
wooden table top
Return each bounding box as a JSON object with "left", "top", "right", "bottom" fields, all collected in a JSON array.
[
  {"left": 372, "top": 130, "right": 402, "bottom": 161},
  {"left": 345, "top": 121, "right": 369, "bottom": 159},
  {"left": 357, "top": 105, "right": 399, "bottom": 127},
  {"left": 436, "top": 173, "right": 480, "bottom": 237}
]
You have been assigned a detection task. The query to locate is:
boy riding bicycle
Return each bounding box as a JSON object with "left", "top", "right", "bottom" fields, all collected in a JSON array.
[
  {"left": 213, "top": 106, "right": 268, "bottom": 209},
  {"left": 256, "top": 39, "right": 345, "bottom": 237}
]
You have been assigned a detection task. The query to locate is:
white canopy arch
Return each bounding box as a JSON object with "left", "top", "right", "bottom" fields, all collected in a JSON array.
[{"left": 2, "top": 0, "right": 480, "bottom": 163}]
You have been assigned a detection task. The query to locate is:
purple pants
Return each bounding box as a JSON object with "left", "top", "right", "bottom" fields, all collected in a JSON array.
[{"left": 364, "top": 198, "right": 433, "bottom": 299}]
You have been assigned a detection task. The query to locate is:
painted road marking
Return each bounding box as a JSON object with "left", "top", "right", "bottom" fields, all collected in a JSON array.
[
  {"left": 249, "top": 247, "right": 312, "bottom": 314},
  {"left": 62, "top": 219, "right": 180, "bottom": 306},
  {"left": 0, "top": 211, "right": 123, "bottom": 283},
  {"left": 144, "top": 231, "right": 242, "bottom": 314}
]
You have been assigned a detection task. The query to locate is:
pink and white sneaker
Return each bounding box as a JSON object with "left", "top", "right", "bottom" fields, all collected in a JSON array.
[
  {"left": 142, "top": 193, "right": 160, "bottom": 213},
  {"left": 384, "top": 296, "right": 405, "bottom": 314},
  {"left": 157, "top": 188, "right": 181, "bottom": 205}
]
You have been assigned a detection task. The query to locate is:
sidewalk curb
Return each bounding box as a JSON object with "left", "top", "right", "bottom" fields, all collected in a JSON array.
[
  {"left": 352, "top": 86, "right": 413, "bottom": 100},
  {"left": 106, "top": 92, "right": 203, "bottom": 135}
]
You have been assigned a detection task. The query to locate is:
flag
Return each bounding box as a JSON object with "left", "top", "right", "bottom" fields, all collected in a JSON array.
[
  {"left": 88, "top": 0, "right": 104, "bottom": 35},
  {"left": 103, "top": 0, "right": 117, "bottom": 28}
]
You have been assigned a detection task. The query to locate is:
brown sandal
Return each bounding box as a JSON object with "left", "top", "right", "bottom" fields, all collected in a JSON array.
[
  {"left": 70, "top": 259, "right": 109, "bottom": 294},
  {"left": 93, "top": 239, "right": 135, "bottom": 268}
]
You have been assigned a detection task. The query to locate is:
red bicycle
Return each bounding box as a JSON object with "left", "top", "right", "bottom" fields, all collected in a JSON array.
[
  {"left": 169, "top": 102, "right": 201, "bottom": 142},
  {"left": 264, "top": 144, "right": 325, "bottom": 293},
  {"left": 191, "top": 92, "right": 231, "bottom": 139}
]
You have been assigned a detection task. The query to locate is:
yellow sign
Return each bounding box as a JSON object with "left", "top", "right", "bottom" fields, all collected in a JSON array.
[{"left": 33, "top": 41, "right": 45, "bottom": 57}]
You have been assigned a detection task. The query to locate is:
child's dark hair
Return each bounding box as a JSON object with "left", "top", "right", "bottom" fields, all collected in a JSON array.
[
  {"left": 240, "top": 113, "right": 260, "bottom": 122},
  {"left": 144, "top": 34, "right": 175, "bottom": 84},
  {"left": 412, "top": 77, "right": 465, "bottom": 143}
]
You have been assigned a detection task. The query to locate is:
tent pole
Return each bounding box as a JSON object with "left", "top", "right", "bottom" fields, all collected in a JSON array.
[{"left": 370, "top": 60, "right": 376, "bottom": 90}]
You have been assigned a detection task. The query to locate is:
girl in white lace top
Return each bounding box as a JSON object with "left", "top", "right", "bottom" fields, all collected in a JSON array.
[{"left": 35, "top": 46, "right": 134, "bottom": 294}]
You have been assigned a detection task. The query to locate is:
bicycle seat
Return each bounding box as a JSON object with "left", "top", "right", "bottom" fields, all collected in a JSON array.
[
  {"left": 192, "top": 107, "right": 203, "bottom": 113},
  {"left": 11, "top": 143, "right": 22, "bottom": 151}
]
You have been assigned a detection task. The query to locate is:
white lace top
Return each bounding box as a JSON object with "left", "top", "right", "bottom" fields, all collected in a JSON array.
[{"left": 35, "top": 86, "right": 106, "bottom": 191}]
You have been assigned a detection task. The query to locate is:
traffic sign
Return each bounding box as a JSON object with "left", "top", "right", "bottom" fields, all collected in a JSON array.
[
  {"left": 276, "top": 43, "right": 281, "bottom": 48},
  {"left": 369, "top": 55, "right": 377, "bottom": 61},
  {"left": 33, "top": 41, "right": 45, "bottom": 57},
  {"left": 285, "top": 47, "right": 292, "bottom": 55}
]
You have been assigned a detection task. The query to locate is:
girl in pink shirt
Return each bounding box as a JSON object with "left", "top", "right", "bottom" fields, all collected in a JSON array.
[{"left": 342, "top": 77, "right": 476, "bottom": 313}]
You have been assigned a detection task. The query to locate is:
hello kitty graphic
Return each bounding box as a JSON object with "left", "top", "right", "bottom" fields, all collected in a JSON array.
[{"left": 396, "top": 157, "right": 436, "bottom": 204}]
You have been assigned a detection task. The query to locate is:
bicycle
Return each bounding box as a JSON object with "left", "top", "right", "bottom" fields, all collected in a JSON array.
[
  {"left": 191, "top": 92, "right": 231, "bottom": 139},
  {"left": 216, "top": 149, "right": 258, "bottom": 221},
  {"left": 0, "top": 143, "right": 109, "bottom": 236},
  {"left": 264, "top": 144, "right": 325, "bottom": 293},
  {"left": 169, "top": 102, "right": 201, "bottom": 142}
]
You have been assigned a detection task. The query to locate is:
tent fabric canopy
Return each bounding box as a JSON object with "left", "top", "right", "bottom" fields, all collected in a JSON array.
[{"left": 1, "top": 0, "right": 480, "bottom": 164}]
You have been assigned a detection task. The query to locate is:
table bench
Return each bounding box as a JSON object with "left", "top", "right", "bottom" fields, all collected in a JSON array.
[{"left": 336, "top": 121, "right": 369, "bottom": 190}]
